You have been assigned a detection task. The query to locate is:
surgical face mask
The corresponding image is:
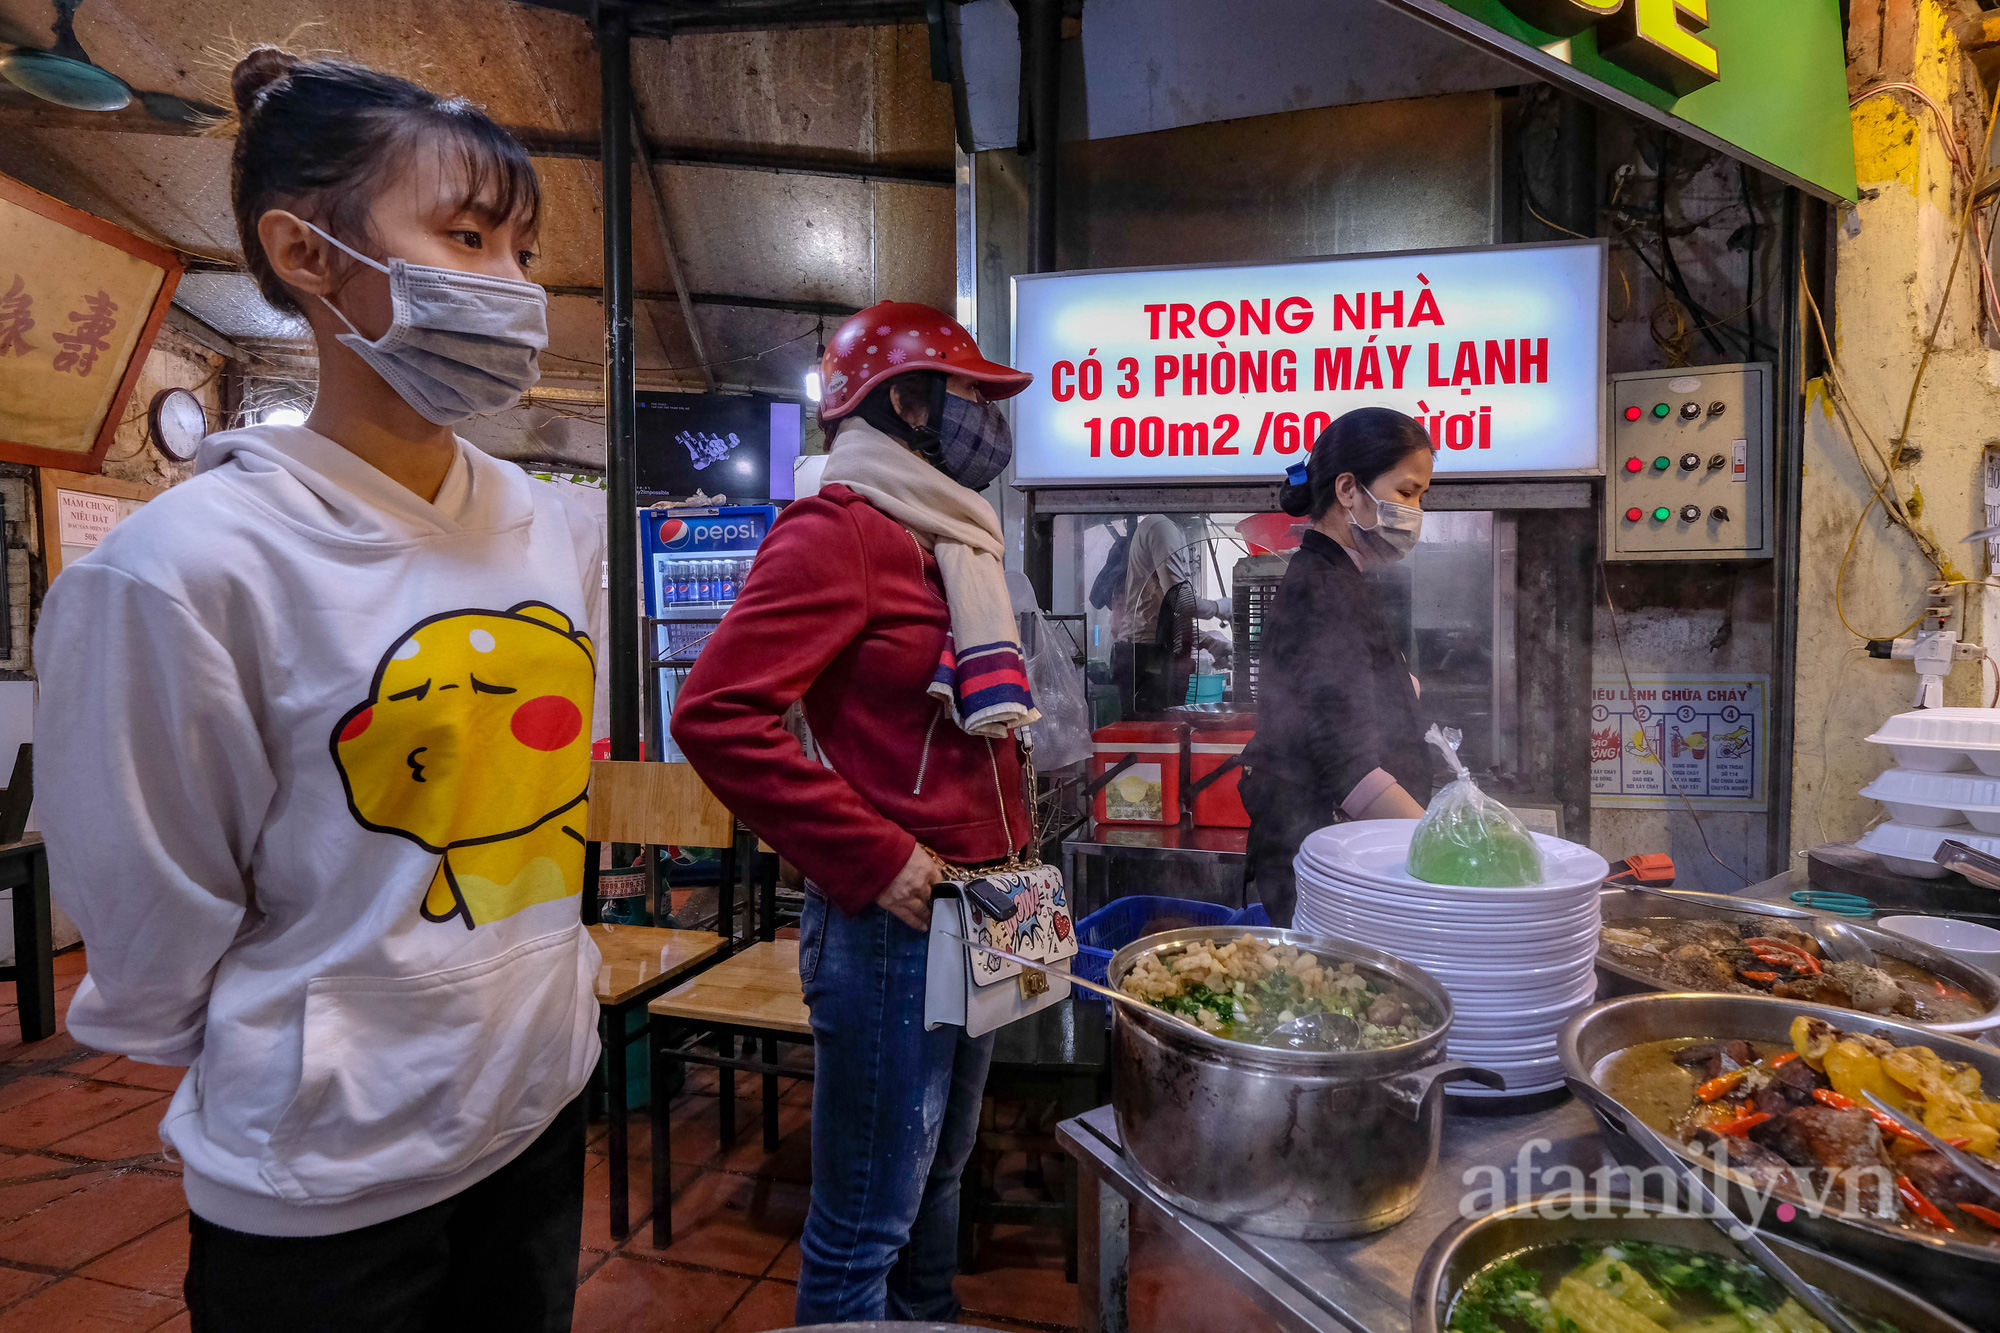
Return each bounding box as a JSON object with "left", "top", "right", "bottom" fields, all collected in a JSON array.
[
  {"left": 1351, "top": 484, "right": 1423, "bottom": 561},
  {"left": 934, "top": 392, "right": 1014, "bottom": 490},
  {"left": 303, "top": 220, "right": 548, "bottom": 426}
]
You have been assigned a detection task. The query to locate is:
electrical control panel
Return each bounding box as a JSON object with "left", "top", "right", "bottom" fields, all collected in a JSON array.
[{"left": 1604, "top": 362, "right": 1773, "bottom": 562}]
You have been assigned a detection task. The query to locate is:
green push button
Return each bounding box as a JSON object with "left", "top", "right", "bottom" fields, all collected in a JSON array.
[
  {"left": 1652, "top": 403, "right": 1671, "bottom": 418},
  {"left": 1652, "top": 506, "right": 1671, "bottom": 522},
  {"left": 1652, "top": 456, "right": 1671, "bottom": 471}
]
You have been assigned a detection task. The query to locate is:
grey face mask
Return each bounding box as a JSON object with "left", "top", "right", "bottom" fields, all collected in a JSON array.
[
  {"left": 304, "top": 221, "right": 547, "bottom": 426},
  {"left": 1353, "top": 484, "right": 1423, "bottom": 562},
  {"left": 934, "top": 393, "right": 1014, "bottom": 490}
]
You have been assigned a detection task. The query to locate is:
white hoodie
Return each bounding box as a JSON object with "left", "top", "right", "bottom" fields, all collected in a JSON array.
[{"left": 33, "top": 424, "right": 604, "bottom": 1236}]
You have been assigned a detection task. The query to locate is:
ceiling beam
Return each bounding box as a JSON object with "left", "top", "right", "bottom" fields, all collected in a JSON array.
[
  {"left": 509, "top": 0, "right": 932, "bottom": 36},
  {"left": 175, "top": 259, "right": 856, "bottom": 320},
  {"left": 0, "top": 96, "right": 952, "bottom": 189}
]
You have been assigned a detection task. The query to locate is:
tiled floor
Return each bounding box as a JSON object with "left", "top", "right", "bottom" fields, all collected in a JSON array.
[{"left": 0, "top": 949, "right": 1087, "bottom": 1332}]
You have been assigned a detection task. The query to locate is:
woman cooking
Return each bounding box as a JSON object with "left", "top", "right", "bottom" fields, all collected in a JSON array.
[
  {"left": 1115, "top": 514, "right": 1233, "bottom": 713},
  {"left": 1240, "top": 408, "right": 1437, "bottom": 926}
]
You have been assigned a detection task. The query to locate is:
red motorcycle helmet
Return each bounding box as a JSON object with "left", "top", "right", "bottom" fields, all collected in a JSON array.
[{"left": 818, "top": 301, "right": 1032, "bottom": 421}]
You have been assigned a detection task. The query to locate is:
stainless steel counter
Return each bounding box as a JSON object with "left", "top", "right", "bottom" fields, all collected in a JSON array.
[{"left": 1059, "top": 1098, "right": 1616, "bottom": 1333}]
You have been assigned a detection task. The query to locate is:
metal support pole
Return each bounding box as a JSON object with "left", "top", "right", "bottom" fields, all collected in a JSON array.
[
  {"left": 1553, "top": 94, "right": 1597, "bottom": 237},
  {"left": 1021, "top": 0, "right": 1061, "bottom": 271},
  {"left": 599, "top": 8, "right": 641, "bottom": 763},
  {"left": 1769, "top": 186, "right": 1807, "bottom": 874}
]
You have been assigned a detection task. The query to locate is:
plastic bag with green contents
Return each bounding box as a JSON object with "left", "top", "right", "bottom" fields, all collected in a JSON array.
[{"left": 1406, "top": 724, "right": 1544, "bottom": 888}]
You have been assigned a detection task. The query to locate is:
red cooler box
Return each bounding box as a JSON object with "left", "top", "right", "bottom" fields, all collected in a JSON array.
[
  {"left": 1090, "top": 721, "right": 1183, "bottom": 825},
  {"left": 1189, "top": 728, "right": 1254, "bottom": 828}
]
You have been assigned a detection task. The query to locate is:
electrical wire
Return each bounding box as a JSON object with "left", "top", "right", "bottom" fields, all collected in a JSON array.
[{"left": 1600, "top": 567, "right": 1750, "bottom": 886}]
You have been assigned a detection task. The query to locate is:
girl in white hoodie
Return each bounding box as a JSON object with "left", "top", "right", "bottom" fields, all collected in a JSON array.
[{"left": 33, "top": 47, "right": 602, "bottom": 1332}]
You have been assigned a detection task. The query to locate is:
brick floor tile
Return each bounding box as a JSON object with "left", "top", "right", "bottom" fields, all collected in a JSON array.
[
  {"left": 52, "top": 952, "right": 86, "bottom": 979},
  {"left": 49, "top": 1104, "right": 169, "bottom": 1163},
  {"left": 765, "top": 1237, "right": 799, "bottom": 1282},
  {"left": 59, "top": 1055, "right": 119, "bottom": 1079},
  {"left": 570, "top": 1256, "right": 750, "bottom": 1333},
  {"left": 719, "top": 1102, "right": 809, "bottom": 1177},
  {"left": 0, "top": 1075, "right": 73, "bottom": 1116},
  {"left": 625, "top": 1171, "right": 806, "bottom": 1276},
  {"left": 0, "top": 1084, "right": 164, "bottom": 1151},
  {"left": 714, "top": 1279, "right": 797, "bottom": 1333},
  {"left": 579, "top": 1151, "right": 652, "bottom": 1253},
  {"left": 148, "top": 1313, "right": 190, "bottom": 1333},
  {"left": 0, "top": 1155, "right": 102, "bottom": 1224},
  {"left": 0, "top": 1275, "right": 180, "bottom": 1332},
  {"left": 577, "top": 1247, "right": 609, "bottom": 1284},
  {"left": 666, "top": 1097, "right": 755, "bottom": 1167},
  {"left": 78, "top": 1217, "right": 189, "bottom": 1297},
  {"left": 0, "top": 1171, "right": 186, "bottom": 1269},
  {"left": 89, "top": 1061, "right": 184, "bottom": 1096},
  {"left": 0, "top": 1033, "right": 85, "bottom": 1069},
  {"left": 0, "top": 1262, "right": 49, "bottom": 1306},
  {"left": 955, "top": 1261, "right": 1079, "bottom": 1328}
]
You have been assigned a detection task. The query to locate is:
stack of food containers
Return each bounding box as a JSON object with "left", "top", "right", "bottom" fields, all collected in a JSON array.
[{"left": 1857, "top": 708, "right": 2000, "bottom": 877}]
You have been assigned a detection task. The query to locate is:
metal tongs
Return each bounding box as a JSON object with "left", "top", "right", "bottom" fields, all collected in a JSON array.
[
  {"left": 1863, "top": 1090, "right": 2000, "bottom": 1198},
  {"left": 1935, "top": 839, "right": 2000, "bottom": 894},
  {"left": 1566, "top": 1080, "right": 1866, "bottom": 1333}
]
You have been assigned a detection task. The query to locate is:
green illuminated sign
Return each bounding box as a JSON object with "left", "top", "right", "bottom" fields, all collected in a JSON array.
[{"left": 1386, "top": 0, "right": 1856, "bottom": 201}]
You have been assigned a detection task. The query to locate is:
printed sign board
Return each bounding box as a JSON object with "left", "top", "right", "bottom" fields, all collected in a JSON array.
[
  {"left": 1011, "top": 240, "right": 1605, "bottom": 486},
  {"left": 1590, "top": 673, "right": 1768, "bottom": 811}
]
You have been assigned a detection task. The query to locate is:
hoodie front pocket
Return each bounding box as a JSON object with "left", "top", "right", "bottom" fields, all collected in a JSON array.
[{"left": 260, "top": 927, "right": 596, "bottom": 1204}]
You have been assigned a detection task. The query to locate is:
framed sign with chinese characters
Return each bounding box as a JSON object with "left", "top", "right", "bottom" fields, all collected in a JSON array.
[{"left": 0, "top": 173, "right": 183, "bottom": 474}]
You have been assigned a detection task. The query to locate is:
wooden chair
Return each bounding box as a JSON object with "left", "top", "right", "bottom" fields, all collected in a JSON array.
[
  {"left": 647, "top": 937, "right": 813, "bottom": 1248},
  {"left": 582, "top": 759, "right": 738, "bottom": 1239},
  {"left": 0, "top": 745, "right": 51, "bottom": 1043}
]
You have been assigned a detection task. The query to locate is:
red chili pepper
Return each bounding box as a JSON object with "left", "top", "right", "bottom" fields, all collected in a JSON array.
[
  {"left": 1698, "top": 1069, "right": 1750, "bottom": 1102},
  {"left": 1740, "top": 971, "right": 1781, "bottom": 983},
  {"left": 1769, "top": 1053, "right": 1799, "bottom": 1067},
  {"left": 1961, "top": 1202, "right": 2000, "bottom": 1229},
  {"left": 1745, "top": 937, "right": 1823, "bottom": 975},
  {"left": 1813, "top": 1089, "right": 1856, "bottom": 1109},
  {"left": 1712, "top": 1111, "right": 1773, "bottom": 1137},
  {"left": 1897, "top": 1176, "right": 1957, "bottom": 1231}
]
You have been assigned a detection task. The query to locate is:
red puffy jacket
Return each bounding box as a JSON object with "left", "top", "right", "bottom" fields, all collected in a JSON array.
[{"left": 669, "top": 484, "right": 1031, "bottom": 914}]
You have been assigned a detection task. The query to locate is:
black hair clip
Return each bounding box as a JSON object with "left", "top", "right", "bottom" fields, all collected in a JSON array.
[{"left": 1284, "top": 462, "right": 1309, "bottom": 486}]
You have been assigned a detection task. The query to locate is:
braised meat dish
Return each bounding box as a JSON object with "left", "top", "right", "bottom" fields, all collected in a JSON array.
[
  {"left": 1599, "top": 917, "right": 1984, "bottom": 1025},
  {"left": 1596, "top": 1017, "right": 2000, "bottom": 1244}
]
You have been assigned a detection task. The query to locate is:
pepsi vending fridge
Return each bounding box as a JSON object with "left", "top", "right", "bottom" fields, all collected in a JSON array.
[{"left": 641, "top": 504, "right": 778, "bottom": 760}]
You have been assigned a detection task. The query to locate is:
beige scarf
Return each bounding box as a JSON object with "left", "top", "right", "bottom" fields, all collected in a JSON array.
[{"left": 821, "top": 420, "right": 1038, "bottom": 737}]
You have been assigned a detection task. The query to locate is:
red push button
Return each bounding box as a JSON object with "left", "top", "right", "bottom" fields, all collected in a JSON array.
[
  {"left": 1624, "top": 507, "right": 1643, "bottom": 522},
  {"left": 1623, "top": 406, "right": 1643, "bottom": 422},
  {"left": 1624, "top": 457, "right": 1643, "bottom": 473}
]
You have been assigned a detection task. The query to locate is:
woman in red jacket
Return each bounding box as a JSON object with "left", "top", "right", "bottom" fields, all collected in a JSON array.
[{"left": 671, "top": 303, "right": 1035, "bottom": 1324}]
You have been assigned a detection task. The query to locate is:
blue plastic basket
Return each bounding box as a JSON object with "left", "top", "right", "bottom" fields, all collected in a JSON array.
[
  {"left": 1073, "top": 895, "right": 1239, "bottom": 986},
  {"left": 1227, "top": 902, "right": 1270, "bottom": 928}
]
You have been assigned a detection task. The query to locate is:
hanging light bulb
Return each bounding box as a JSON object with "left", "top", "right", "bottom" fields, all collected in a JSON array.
[{"left": 804, "top": 317, "right": 825, "bottom": 403}]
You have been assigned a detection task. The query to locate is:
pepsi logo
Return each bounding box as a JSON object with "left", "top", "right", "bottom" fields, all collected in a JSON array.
[{"left": 658, "top": 518, "right": 692, "bottom": 549}]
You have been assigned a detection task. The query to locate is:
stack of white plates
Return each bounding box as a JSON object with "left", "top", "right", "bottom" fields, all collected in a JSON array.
[{"left": 1293, "top": 819, "right": 1609, "bottom": 1098}]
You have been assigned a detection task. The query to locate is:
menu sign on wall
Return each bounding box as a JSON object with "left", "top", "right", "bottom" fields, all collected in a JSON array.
[{"left": 1011, "top": 240, "right": 1606, "bottom": 485}]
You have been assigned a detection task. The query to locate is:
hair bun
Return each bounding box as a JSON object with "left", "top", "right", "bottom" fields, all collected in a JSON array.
[
  {"left": 1278, "top": 479, "right": 1312, "bottom": 518},
  {"left": 231, "top": 47, "right": 300, "bottom": 117}
]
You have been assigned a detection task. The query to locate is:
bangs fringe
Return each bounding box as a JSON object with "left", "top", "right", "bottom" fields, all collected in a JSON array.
[{"left": 431, "top": 102, "right": 541, "bottom": 233}]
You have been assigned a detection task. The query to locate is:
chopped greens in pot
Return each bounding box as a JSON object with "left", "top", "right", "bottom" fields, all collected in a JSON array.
[
  {"left": 1447, "top": 1239, "right": 1898, "bottom": 1333},
  {"left": 1118, "top": 934, "right": 1436, "bottom": 1051}
]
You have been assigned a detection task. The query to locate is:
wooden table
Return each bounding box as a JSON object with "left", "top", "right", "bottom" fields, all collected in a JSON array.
[
  {"left": 648, "top": 939, "right": 813, "bottom": 1247},
  {"left": 589, "top": 923, "right": 727, "bottom": 1239},
  {"left": 0, "top": 836, "right": 53, "bottom": 1043}
]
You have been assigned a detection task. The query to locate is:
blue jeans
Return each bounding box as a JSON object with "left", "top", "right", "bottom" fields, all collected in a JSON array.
[{"left": 794, "top": 889, "right": 994, "bottom": 1324}]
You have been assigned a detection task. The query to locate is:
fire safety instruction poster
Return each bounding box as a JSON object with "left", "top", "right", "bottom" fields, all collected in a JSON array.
[{"left": 1591, "top": 674, "right": 1768, "bottom": 812}]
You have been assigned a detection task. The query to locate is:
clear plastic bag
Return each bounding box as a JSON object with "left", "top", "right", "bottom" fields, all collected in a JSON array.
[
  {"left": 1022, "top": 622, "right": 1092, "bottom": 770},
  {"left": 1406, "top": 724, "right": 1544, "bottom": 887}
]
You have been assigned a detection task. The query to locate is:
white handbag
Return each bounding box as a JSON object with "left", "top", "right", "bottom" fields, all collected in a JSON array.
[{"left": 923, "top": 863, "right": 1078, "bottom": 1038}]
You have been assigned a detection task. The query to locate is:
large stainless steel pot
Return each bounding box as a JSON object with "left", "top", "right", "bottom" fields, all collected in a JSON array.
[
  {"left": 1106, "top": 925, "right": 1498, "bottom": 1240},
  {"left": 1560, "top": 992, "right": 2000, "bottom": 1328},
  {"left": 1594, "top": 886, "right": 2000, "bottom": 1035},
  {"left": 1413, "top": 1197, "right": 1975, "bottom": 1333}
]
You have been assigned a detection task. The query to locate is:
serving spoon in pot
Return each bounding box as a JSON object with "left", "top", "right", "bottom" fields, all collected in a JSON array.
[{"left": 946, "top": 933, "right": 1211, "bottom": 1034}]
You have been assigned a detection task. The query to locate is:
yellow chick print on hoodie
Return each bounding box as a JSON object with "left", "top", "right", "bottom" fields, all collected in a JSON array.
[{"left": 332, "top": 602, "right": 594, "bottom": 929}]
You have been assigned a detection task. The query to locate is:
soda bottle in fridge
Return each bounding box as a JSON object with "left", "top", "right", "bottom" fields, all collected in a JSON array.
[{"left": 718, "top": 560, "right": 737, "bottom": 603}]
